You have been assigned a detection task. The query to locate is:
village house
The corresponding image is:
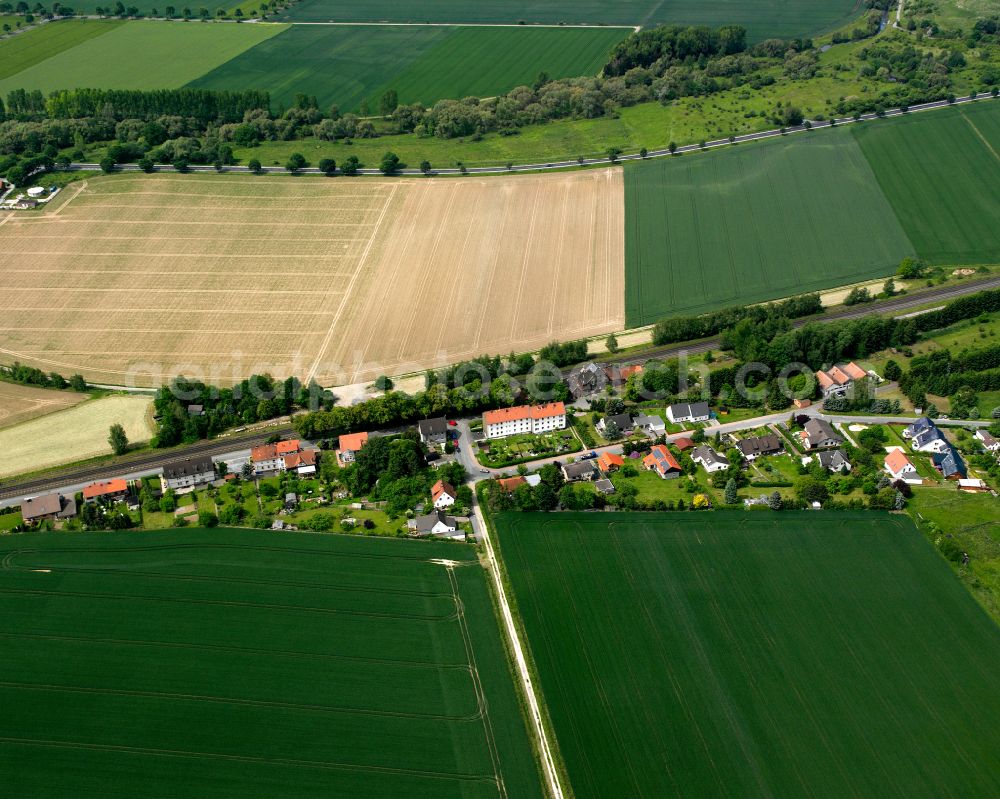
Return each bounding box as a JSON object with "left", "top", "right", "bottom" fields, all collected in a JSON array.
[
  {"left": 594, "top": 478, "right": 616, "bottom": 495},
  {"left": 596, "top": 413, "right": 633, "bottom": 436},
  {"left": 800, "top": 418, "right": 843, "bottom": 450},
  {"left": 902, "top": 417, "right": 934, "bottom": 439},
  {"left": 21, "top": 493, "right": 76, "bottom": 524},
  {"left": 673, "top": 437, "right": 694, "bottom": 451},
  {"left": 160, "top": 455, "right": 216, "bottom": 492},
  {"left": 562, "top": 461, "right": 597, "bottom": 482},
  {"left": 82, "top": 479, "right": 130, "bottom": 504},
  {"left": 605, "top": 364, "right": 644, "bottom": 388},
  {"left": 884, "top": 449, "right": 921, "bottom": 484},
  {"left": 633, "top": 414, "right": 665, "bottom": 434},
  {"left": 665, "top": 401, "right": 711, "bottom": 425},
  {"left": 483, "top": 402, "right": 566, "bottom": 439},
  {"left": 252, "top": 439, "right": 303, "bottom": 475},
  {"left": 496, "top": 475, "right": 526, "bottom": 494},
  {"left": 816, "top": 361, "right": 868, "bottom": 398},
  {"left": 337, "top": 432, "right": 369, "bottom": 466},
  {"left": 910, "top": 425, "right": 949, "bottom": 454},
  {"left": 643, "top": 444, "right": 681, "bottom": 479},
  {"left": 736, "top": 434, "right": 783, "bottom": 462},
  {"left": 974, "top": 429, "right": 1000, "bottom": 453},
  {"left": 566, "top": 363, "right": 608, "bottom": 398},
  {"left": 284, "top": 448, "right": 319, "bottom": 476},
  {"left": 408, "top": 510, "right": 458, "bottom": 536},
  {"left": 431, "top": 480, "right": 457, "bottom": 510},
  {"left": 418, "top": 417, "right": 449, "bottom": 447},
  {"left": 597, "top": 451, "right": 625, "bottom": 473},
  {"left": 933, "top": 446, "right": 966, "bottom": 480},
  {"left": 817, "top": 449, "right": 851, "bottom": 473},
  {"left": 691, "top": 445, "right": 728, "bottom": 473}
]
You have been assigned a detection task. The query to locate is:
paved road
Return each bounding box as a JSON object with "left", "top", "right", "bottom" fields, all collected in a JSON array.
[{"left": 60, "top": 93, "right": 996, "bottom": 178}]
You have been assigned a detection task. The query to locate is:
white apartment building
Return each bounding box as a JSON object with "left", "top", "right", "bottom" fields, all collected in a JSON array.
[{"left": 483, "top": 402, "right": 566, "bottom": 439}]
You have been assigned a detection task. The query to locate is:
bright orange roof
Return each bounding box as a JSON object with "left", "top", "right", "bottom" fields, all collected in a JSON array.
[
  {"left": 884, "top": 449, "right": 913, "bottom": 474},
  {"left": 338, "top": 431, "right": 369, "bottom": 452},
  {"left": 597, "top": 452, "right": 624, "bottom": 470},
  {"left": 531, "top": 402, "right": 565, "bottom": 419},
  {"left": 843, "top": 362, "right": 868, "bottom": 381},
  {"left": 674, "top": 437, "right": 694, "bottom": 450},
  {"left": 275, "top": 439, "right": 300, "bottom": 455},
  {"left": 816, "top": 370, "right": 836, "bottom": 390},
  {"left": 82, "top": 479, "right": 128, "bottom": 499},
  {"left": 432, "top": 480, "right": 455, "bottom": 500},
  {"left": 484, "top": 403, "right": 565, "bottom": 425},
  {"left": 496, "top": 476, "right": 526, "bottom": 493},
  {"left": 620, "top": 365, "right": 644, "bottom": 380},
  {"left": 828, "top": 366, "right": 851, "bottom": 385},
  {"left": 644, "top": 444, "right": 680, "bottom": 474},
  {"left": 284, "top": 449, "right": 317, "bottom": 469}
]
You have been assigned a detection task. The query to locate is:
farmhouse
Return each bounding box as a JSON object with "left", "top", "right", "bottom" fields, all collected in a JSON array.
[
  {"left": 284, "top": 448, "right": 318, "bottom": 476},
  {"left": 665, "top": 402, "right": 711, "bottom": 424},
  {"left": 418, "top": 417, "right": 448, "bottom": 446},
  {"left": 597, "top": 451, "right": 625, "bottom": 473},
  {"left": 21, "top": 493, "right": 76, "bottom": 523},
  {"left": 566, "top": 363, "right": 608, "bottom": 398},
  {"left": 817, "top": 449, "right": 851, "bottom": 473},
  {"left": 800, "top": 419, "right": 842, "bottom": 450},
  {"left": 691, "top": 445, "right": 728, "bottom": 473},
  {"left": 975, "top": 429, "right": 1000, "bottom": 453},
  {"left": 160, "top": 455, "right": 215, "bottom": 492},
  {"left": 431, "top": 480, "right": 457, "bottom": 509},
  {"left": 483, "top": 403, "right": 566, "bottom": 439},
  {"left": 736, "top": 434, "right": 782, "bottom": 461},
  {"left": 884, "top": 449, "right": 921, "bottom": 484},
  {"left": 597, "top": 413, "right": 633, "bottom": 436},
  {"left": 82, "top": 479, "right": 130, "bottom": 503},
  {"left": 408, "top": 510, "right": 458, "bottom": 536},
  {"left": 252, "top": 439, "right": 303, "bottom": 475},
  {"left": 337, "top": 432, "right": 369, "bottom": 465},
  {"left": 643, "top": 444, "right": 681, "bottom": 479},
  {"left": 562, "top": 461, "right": 597, "bottom": 482},
  {"left": 816, "top": 361, "right": 868, "bottom": 398}
]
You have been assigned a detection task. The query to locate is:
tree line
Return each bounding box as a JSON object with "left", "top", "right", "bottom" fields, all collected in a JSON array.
[{"left": 1, "top": 361, "right": 88, "bottom": 392}]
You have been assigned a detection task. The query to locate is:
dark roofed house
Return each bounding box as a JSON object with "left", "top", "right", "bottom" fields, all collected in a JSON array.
[
  {"left": 21, "top": 493, "right": 76, "bottom": 524},
  {"left": 596, "top": 413, "right": 634, "bottom": 436},
  {"left": 666, "top": 402, "right": 711, "bottom": 424},
  {"left": 408, "top": 510, "right": 458, "bottom": 536},
  {"left": 594, "top": 478, "right": 616, "bottom": 495},
  {"left": 418, "top": 417, "right": 448, "bottom": 446},
  {"left": 562, "top": 461, "right": 598, "bottom": 482},
  {"left": 933, "top": 446, "right": 967, "bottom": 480},
  {"left": 817, "top": 449, "right": 851, "bottom": 473},
  {"left": 691, "top": 445, "right": 728, "bottom": 473},
  {"left": 160, "top": 455, "right": 216, "bottom": 492},
  {"left": 800, "top": 418, "right": 842, "bottom": 450},
  {"left": 736, "top": 434, "right": 783, "bottom": 461},
  {"left": 566, "top": 363, "right": 608, "bottom": 398},
  {"left": 903, "top": 417, "right": 934, "bottom": 439}
]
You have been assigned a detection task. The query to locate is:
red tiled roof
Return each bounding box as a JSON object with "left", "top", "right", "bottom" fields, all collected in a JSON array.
[
  {"left": 884, "top": 449, "right": 913, "bottom": 475},
  {"left": 644, "top": 444, "right": 680, "bottom": 474},
  {"left": 432, "top": 480, "right": 456, "bottom": 501},
  {"left": 82, "top": 479, "right": 128, "bottom": 500},
  {"left": 284, "top": 449, "right": 317, "bottom": 469},
  {"left": 483, "top": 403, "right": 565, "bottom": 425},
  {"left": 275, "top": 439, "right": 300, "bottom": 456},
  {"left": 816, "top": 370, "right": 836, "bottom": 390},
  {"left": 843, "top": 362, "right": 868, "bottom": 381},
  {"left": 496, "top": 476, "right": 526, "bottom": 493},
  {"left": 338, "top": 432, "right": 369, "bottom": 452},
  {"left": 251, "top": 443, "right": 277, "bottom": 462},
  {"left": 674, "top": 437, "right": 694, "bottom": 450},
  {"left": 597, "top": 452, "right": 624, "bottom": 471}
]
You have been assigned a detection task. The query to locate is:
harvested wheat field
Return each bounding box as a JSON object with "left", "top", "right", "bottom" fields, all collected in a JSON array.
[
  {"left": 0, "top": 382, "right": 87, "bottom": 430},
  {"left": 0, "top": 394, "right": 153, "bottom": 477},
  {"left": 0, "top": 171, "right": 624, "bottom": 387}
]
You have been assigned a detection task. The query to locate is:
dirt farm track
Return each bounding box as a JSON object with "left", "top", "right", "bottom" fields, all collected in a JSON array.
[{"left": 0, "top": 172, "right": 624, "bottom": 387}]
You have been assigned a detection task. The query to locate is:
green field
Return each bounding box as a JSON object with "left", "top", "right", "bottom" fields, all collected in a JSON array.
[
  {"left": 275, "top": 0, "right": 862, "bottom": 42},
  {"left": 190, "top": 23, "right": 622, "bottom": 112},
  {"left": 0, "top": 19, "right": 122, "bottom": 81},
  {"left": 855, "top": 101, "right": 1000, "bottom": 266},
  {"left": 624, "top": 128, "right": 916, "bottom": 325},
  {"left": 0, "top": 528, "right": 542, "bottom": 798},
  {"left": 495, "top": 511, "right": 1000, "bottom": 798},
  {"left": 0, "top": 20, "right": 286, "bottom": 96}
]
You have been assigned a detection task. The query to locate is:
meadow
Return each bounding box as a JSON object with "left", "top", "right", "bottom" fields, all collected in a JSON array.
[
  {"left": 495, "top": 511, "right": 1000, "bottom": 799},
  {"left": 0, "top": 18, "right": 122, "bottom": 81},
  {"left": 275, "top": 0, "right": 862, "bottom": 41},
  {"left": 0, "top": 20, "right": 285, "bottom": 96},
  {"left": 854, "top": 101, "right": 1000, "bottom": 266},
  {"left": 623, "top": 127, "right": 915, "bottom": 326},
  {"left": 190, "top": 24, "right": 622, "bottom": 112},
  {"left": 0, "top": 171, "right": 622, "bottom": 387},
  {"left": 0, "top": 528, "right": 542, "bottom": 798}
]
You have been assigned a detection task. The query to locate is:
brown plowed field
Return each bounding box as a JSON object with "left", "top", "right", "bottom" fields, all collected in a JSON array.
[{"left": 0, "top": 171, "right": 624, "bottom": 387}]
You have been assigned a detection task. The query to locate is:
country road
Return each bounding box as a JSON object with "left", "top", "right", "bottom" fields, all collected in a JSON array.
[{"left": 59, "top": 92, "right": 997, "bottom": 178}]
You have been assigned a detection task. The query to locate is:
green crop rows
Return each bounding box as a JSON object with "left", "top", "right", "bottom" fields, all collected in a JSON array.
[
  {"left": 495, "top": 511, "right": 1000, "bottom": 799},
  {"left": 0, "top": 19, "right": 122, "bottom": 82},
  {"left": 624, "top": 100, "right": 1000, "bottom": 326},
  {"left": 189, "top": 24, "right": 625, "bottom": 112},
  {"left": 0, "top": 528, "right": 542, "bottom": 798},
  {"left": 0, "top": 20, "right": 285, "bottom": 96},
  {"left": 275, "top": 0, "right": 862, "bottom": 42}
]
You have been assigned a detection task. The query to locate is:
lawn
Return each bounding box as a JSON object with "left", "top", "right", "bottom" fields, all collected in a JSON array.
[
  {"left": 477, "top": 430, "right": 580, "bottom": 468},
  {"left": 275, "top": 0, "right": 863, "bottom": 42},
  {"left": 854, "top": 101, "right": 1000, "bottom": 266},
  {"left": 190, "top": 23, "right": 622, "bottom": 113},
  {"left": 610, "top": 467, "right": 716, "bottom": 504},
  {"left": 495, "top": 511, "right": 1000, "bottom": 798},
  {"left": 0, "top": 528, "right": 543, "bottom": 798},
  {"left": 0, "top": 20, "right": 286, "bottom": 96},
  {"left": 0, "top": 18, "right": 122, "bottom": 81},
  {"left": 623, "top": 126, "right": 916, "bottom": 326}
]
